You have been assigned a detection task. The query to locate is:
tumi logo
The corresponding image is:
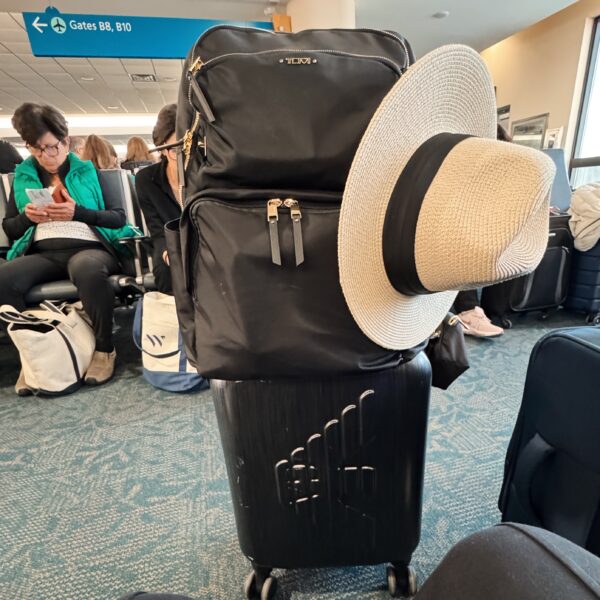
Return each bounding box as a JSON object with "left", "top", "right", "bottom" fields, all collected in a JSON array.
[{"left": 279, "top": 57, "right": 317, "bottom": 65}]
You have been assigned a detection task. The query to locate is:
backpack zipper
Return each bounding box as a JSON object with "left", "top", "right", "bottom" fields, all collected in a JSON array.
[
  {"left": 267, "top": 198, "right": 283, "bottom": 265},
  {"left": 188, "top": 48, "right": 402, "bottom": 118},
  {"left": 268, "top": 197, "right": 305, "bottom": 267},
  {"left": 188, "top": 25, "right": 411, "bottom": 73},
  {"left": 284, "top": 198, "right": 304, "bottom": 266},
  {"left": 182, "top": 111, "right": 206, "bottom": 170}
]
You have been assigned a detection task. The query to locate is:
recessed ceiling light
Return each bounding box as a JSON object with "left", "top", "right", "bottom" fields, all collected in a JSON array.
[
  {"left": 432, "top": 10, "right": 450, "bottom": 18},
  {"left": 163, "top": 76, "right": 178, "bottom": 82},
  {"left": 107, "top": 106, "right": 120, "bottom": 110},
  {"left": 80, "top": 76, "right": 95, "bottom": 81}
]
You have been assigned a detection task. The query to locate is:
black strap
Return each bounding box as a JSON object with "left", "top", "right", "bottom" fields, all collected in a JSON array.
[{"left": 382, "top": 132, "right": 472, "bottom": 296}]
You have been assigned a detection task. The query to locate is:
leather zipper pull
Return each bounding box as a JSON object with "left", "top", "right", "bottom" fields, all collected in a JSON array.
[
  {"left": 267, "top": 199, "right": 283, "bottom": 266},
  {"left": 284, "top": 198, "right": 304, "bottom": 266},
  {"left": 188, "top": 65, "right": 215, "bottom": 123}
]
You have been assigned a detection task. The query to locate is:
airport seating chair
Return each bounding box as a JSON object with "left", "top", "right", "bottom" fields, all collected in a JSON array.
[
  {"left": 0, "top": 175, "right": 10, "bottom": 258},
  {"left": 0, "top": 170, "right": 150, "bottom": 306},
  {"left": 542, "top": 148, "right": 573, "bottom": 213},
  {"left": 126, "top": 171, "right": 156, "bottom": 291}
]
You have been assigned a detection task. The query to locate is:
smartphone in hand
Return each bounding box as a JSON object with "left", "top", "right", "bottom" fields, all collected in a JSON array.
[{"left": 25, "top": 188, "right": 53, "bottom": 208}]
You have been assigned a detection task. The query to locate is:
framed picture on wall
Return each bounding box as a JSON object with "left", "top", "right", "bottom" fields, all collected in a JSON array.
[
  {"left": 511, "top": 113, "right": 549, "bottom": 150},
  {"left": 544, "top": 126, "right": 564, "bottom": 149}
]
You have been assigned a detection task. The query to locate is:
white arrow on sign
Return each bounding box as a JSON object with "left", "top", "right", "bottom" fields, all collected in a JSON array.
[{"left": 32, "top": 16, "right": 47, "bottom": 34}]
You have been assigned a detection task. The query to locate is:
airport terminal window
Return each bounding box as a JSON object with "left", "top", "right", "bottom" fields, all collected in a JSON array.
[{"left": 571, "top": 17, "right": 600, "bottom": 187}]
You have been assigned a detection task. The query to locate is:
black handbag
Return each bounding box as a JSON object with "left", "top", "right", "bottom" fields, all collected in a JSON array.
[{"left": 425, "top": 313, "right": 470, "bottom": 390}]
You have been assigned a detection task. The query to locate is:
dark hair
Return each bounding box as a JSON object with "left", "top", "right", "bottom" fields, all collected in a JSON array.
[
  {"left": 152, "top": 103, "right": 177, "bottom": 146},
  {"left": 11, "top": 102, "right": 69, "bottom": 146}
]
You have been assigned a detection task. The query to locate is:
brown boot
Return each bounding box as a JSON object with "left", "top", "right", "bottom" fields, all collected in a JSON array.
[
  {"left": 15, "top": 369, "right": 34, "bottom": 397},
  {"left": 85, "top": 350, "right": 116, "bottom": 385}
]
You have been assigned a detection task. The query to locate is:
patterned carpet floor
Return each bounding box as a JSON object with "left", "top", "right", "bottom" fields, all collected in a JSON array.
[{"left": 0, "top": 307, "right": 585, "bottom": 600}]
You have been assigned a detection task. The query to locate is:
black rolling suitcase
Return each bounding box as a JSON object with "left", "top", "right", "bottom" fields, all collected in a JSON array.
[
  {"left": 565, "top": 239, "right": 600, "bottom": 324},
  {"left": 499, "top": 327, "right": 600, "bottom": 556},
  {"left": 481, "top": 214, "right": 573, "bottom": 327},
  {"left": 212, "top": 353, "right": 432, "bottom": 599}
]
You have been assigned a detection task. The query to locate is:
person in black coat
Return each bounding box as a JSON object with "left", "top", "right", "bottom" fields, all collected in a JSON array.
[
  {"left": 135, "top": 104, "right": 181, "bottom": 294},
  {"left": 0, "top": 138, "right": 23, "bottom": 173}
]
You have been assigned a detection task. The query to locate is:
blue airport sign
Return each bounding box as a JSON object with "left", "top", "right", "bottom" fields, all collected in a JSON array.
[{"left": 23, "top": 7, "right": 273, "bottom": 59}]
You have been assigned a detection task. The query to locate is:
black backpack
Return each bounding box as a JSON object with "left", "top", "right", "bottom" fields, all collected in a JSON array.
[{"left": 168, "top": 26, "right": 422, "bottom": 379}]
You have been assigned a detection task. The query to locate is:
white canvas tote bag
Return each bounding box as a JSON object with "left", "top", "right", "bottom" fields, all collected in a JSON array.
[
  {"left": 133, "top": 291, "right": 207, "bottom": 392},
  {"left": 0, "top": 301, "right": 95, "bottom": 395}
]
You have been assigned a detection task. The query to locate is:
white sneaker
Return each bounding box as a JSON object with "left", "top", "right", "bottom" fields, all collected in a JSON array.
[{"left": 458, "top": 307, "right": 504, "bottom": 338}]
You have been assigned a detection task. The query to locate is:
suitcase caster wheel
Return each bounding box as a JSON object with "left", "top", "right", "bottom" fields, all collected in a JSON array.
[
  {"left": 387, "top": 565, "right": 417, "bottom": 598},
  {"left": 501, "top": 318, "right": 512, "bottom": 329},
  {"left": 244, "top": 571, "right": 277, "bottom": 600},
  {"left": 243, "top": 572, "right": 256, "bottom": 599},
  {"left": 260, "top": 576, "right": 277, "bottom": 600}
]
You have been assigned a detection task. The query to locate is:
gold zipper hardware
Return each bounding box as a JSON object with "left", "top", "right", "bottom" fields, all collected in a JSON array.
[
  {"left": 188, "top": 56, "right": 204, "bottom": 75},
  {"left": 183, "top": 112, "right": 201, "bottom": 168},
  {"left": 284, "top": 198, "right": 304, "bottom": 266},
  {"left": 267, "top": 198, "right": 283, "bottom": 222},
  {"left": 267, "top": 199, "right": 283, "bottom": 266}
]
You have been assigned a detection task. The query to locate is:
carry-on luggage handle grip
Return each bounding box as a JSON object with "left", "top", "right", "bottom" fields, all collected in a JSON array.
[{"left": 512, "top": 433, "right": 556, "bottom": 524}]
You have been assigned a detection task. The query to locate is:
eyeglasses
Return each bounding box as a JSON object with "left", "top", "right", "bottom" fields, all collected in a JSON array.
[{"left": 28, "top": 142, "right": 63, "bottom": 157}]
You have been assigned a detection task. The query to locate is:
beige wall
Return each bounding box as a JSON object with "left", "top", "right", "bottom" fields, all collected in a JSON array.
[
  {"left": 286, "top": 0, "right": 355, "bottom": 31},
  {"left": 481, "top": 0, "right": 600, "bottom": 157}
]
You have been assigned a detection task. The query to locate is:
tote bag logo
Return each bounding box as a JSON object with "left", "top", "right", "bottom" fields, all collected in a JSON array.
[{"left": 146, "top": 334, "right": 166, "bottom": 347}]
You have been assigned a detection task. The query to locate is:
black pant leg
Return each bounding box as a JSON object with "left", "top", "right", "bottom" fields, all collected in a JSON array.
[
  {"left": 453, "top": 289, "right": 479, "bottom": 314},
  {"left": 67, "top": 249, "right": 120, "bottom": 352},
  {"left": 152, "top": 255, "right": 173, "bottom": 295},
  {"left": 0, "top": 254, "right": 67, "bottom": 312}
]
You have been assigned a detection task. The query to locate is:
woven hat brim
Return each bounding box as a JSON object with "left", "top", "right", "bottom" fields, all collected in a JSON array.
[{"left": 338, "top": 45, "right": 497, "bottom": 349}]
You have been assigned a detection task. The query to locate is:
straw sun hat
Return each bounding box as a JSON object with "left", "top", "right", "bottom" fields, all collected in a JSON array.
[{"left": 338, "top": 44, "right": 556, "bottom": 350}]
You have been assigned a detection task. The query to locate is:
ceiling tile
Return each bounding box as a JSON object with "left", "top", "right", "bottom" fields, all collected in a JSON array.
[
  {"left": 121, "top": 59, "right": 155, "bottom": 73},
  {"left": 0, "top": 14, "right": 21, "bottom": 29},
  {"left": 2, "top": 42, "right": 32, "bottom": 54},
  {"left": 89, "top": 58, "right": 127, "bottom": 75},
  {"left": 9, "top": 13, "right": 25, "bottom": 29},
  {"left": 0, "top": 29, "right": 28, "bottom": 42},
  {"left": 55, "top": 58, "right": 92, "bottom": 68},
  {"left": 0, "top": 52, "right": 23, "bottom": 64}
]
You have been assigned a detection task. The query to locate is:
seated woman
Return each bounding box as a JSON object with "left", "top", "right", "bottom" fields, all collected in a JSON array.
[
  {"left": 0, "top": 102, "right": 138, "bottom": 394},
  {"left": 121, "top": 136, "right": 155, "bottom": 173},
  {"left": 81, "top": 134, "right": 115, "bottom": 170},
  {"left": 135, "top": 104, "right": 181, "bottom": 294}
]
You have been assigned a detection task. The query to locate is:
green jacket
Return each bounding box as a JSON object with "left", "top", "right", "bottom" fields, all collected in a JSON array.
[{"left": 8, "top": 153, "right": 140, "bottom": 260}]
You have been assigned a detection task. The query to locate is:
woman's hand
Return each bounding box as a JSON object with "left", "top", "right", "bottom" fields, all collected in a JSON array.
[
  {"left": 24, "top": 203, "right": 50, "bottom": 224},
  {"left": 45, "top": 188, "right": 76, "bottom": 221},
  {"left": 162, "top": 250, "right": 170, "bottom": 266}
]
